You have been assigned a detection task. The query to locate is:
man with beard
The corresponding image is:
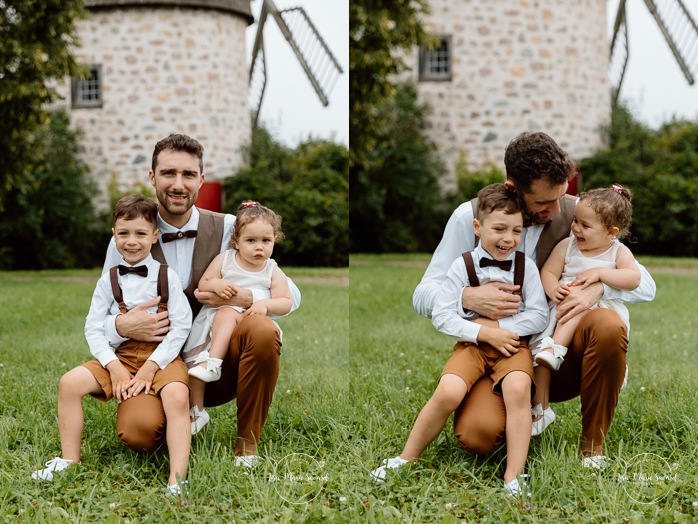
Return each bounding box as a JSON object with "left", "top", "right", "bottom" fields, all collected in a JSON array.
[
  {"left": 102, "top": 134, "right": 300, "bottom": 468},
  {"left": 411, "top": 131, "right": 655, "bottom": 469}
]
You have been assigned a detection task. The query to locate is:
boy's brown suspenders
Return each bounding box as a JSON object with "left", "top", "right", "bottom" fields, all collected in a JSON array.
[
  {"left": 461, "top": 251, "right": 525, "bottom": 296},
  {"left": 109, "top": 264, "right": 169, "bottom": 314}
]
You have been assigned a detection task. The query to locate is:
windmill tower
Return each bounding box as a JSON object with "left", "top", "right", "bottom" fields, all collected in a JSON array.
[
  {"left": 61, "top": 0, "right": 341, "bottom": 208},
  {"left": 413, "top": 0, "right": 698, "bottom": 192}
]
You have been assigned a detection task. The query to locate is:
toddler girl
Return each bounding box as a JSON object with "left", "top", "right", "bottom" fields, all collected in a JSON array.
[
  {"left": 531, "top": 185, "right": 641, "bottom": 435},
  {"left": 183, "top": 201, "right": 292, "bottom": 434}
]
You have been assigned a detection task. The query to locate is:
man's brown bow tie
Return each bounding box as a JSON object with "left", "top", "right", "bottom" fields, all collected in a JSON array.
[{"left": 161, "top": 230, "right": 198, "bottom": 243}]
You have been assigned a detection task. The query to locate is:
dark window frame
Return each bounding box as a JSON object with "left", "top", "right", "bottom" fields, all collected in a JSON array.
[
  {"left": 419, "top": 35, "right": 452, "bottom": 82},
  {"left": 71, "top": 64, "right": 103, "bottom": 108}
]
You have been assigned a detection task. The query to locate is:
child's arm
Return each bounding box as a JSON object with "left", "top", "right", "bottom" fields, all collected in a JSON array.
[
  {"left": 572, "top": 244, "right": 641, "bottom": 291},
  {"left": 540, "top": 238, "right": 570, "bottom": 303},
  {"left": 129, "top": 268, "right": 193, "bottom": 397},
  {"left": 197, "top": 252, "right": 237, "bottom": 299},
  {"left": 431, "top": 257, "right": 517, "bottom": 346},
  {"left": 497, "top": 256, "right": 550, "bottom": 338},
  {"left": 473, "top": 318, "right": 521, "bottom": 357},
  {"left": 244, "top": 266, "right": 293, "bottom": 317}
]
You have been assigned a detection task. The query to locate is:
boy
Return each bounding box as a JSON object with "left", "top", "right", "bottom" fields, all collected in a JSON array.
[
  {"left": 32, "top": 195, "right": 192, "bottom": 496},
  {"left": 372, "top": 184, "right": 548, "bottom": 497}
]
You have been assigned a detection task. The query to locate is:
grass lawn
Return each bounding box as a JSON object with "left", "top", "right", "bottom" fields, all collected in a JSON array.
[
  {"left": 350, "top": 254, "right": 697, "bottom": 522},
  {"left": 1, "top": 257, "right": 697, "bottom": 522}
]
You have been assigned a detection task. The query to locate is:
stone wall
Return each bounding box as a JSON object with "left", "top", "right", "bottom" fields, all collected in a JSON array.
[
  {"left": 412, "top": 0, "right": 609, "bottom": 190},
  {"left": 56, "top": 5, "right": 250, "bottom": 205}
]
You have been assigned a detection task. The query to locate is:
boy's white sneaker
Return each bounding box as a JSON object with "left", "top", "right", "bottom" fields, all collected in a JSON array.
[
  {"left": 531, "top": 403, "right": 556, "bottom": 436},
  {"left": 371, "top": 456, "right": 409, "bottom": 484},
  {"left": 503, "top": 474, "right": 531, "bottom": 498},
  {"left": 166, "top": 480, "right": 189, "bottom": 497},
  {"left": 31, "top": 457, "right": 74, "bottom": 481}
]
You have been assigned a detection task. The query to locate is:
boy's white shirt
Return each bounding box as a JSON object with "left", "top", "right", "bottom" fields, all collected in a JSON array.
[
  {"left": 85, "top": 254, "right": 192, "bottom": 369},
  {"left": 102, "top": 207, "right": 301, "bottom": 346},
  {"left": 413, "top": 200, "right": 657, "bottom": 318},
  {"left": 431, "top": 245, "right": 549, "bottom": 343}
]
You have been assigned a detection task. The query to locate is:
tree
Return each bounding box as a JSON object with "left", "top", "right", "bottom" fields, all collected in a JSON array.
[
  {"left": 223, "top": 128, "right": 349, "bottom": 267},
  {"left": 0, "top": 0, "right": 85, "bottom": 210},
  {"left": 0, "top": 109, "right": 105, "bottom": 269},
  {"left": 580, "top": 104, "right": 698, "bottom": 256},
  {"left": 349, "top": 0, "right": 433, "bottom": 169},
  {"left": 351, "top": 82, "right": 447, "bottom": 253}
]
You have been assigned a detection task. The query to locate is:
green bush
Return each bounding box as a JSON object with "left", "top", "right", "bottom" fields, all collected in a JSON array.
[
  {"left": 222, "top": 128, "right": 348, "bottom": 267},
  {"left": 579, "top": 104, "right": 698, "bottom": 256},
  {"left": 350, "top": 81, "right": 448, "bottom": 253},
  {"left": 0, "top": 109, "right": 107, "bottom": 269}
]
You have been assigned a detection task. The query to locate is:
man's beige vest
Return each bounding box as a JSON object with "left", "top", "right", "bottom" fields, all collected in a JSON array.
[
  {"left": 151, "top": 208, "right": 226, "bottom": 316},
  {"left": 470, "top": 194, "right": 576, "bottom": 270}
]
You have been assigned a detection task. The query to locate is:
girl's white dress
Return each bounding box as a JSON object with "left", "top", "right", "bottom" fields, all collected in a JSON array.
[
  {"left": 531, "top": 235, "right": 630, "bottom": 350},
  {"left": 181, "top": 248, "right": 278, "bottom": 367}
]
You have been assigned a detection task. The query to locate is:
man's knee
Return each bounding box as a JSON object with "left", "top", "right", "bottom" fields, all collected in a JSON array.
[
  {"left": 233, "top": 315, "right": 281, "bottom": 357},
  {"left": 116, "top": 395, "right": 166, "bottom": 452},
  {"left": 579, "top": 309, "right": 628, "bottom": 365},
  {"left": 454, "top": 409, "right": 505, "bottom": 456}
]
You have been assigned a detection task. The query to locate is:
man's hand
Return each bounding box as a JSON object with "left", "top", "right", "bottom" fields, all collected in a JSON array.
[
  {"left": 477, "top": 325, "right": 520, "bottom": 357},
  {"left": 114, "top": 297, "right": 169, "bottom": 342},
  {"left": 127, "top": 360, "right": 159, "bottom": 398},
  {"left": 556, "top": 281, "right": 603, "bottom": 324},
  {"left": 106, "top": 361, "right": 134, "bottom": 403},
  {"left": 461, "top": 282, "right": 521, "bottom": 319},
  {"left": 195, "top": 286, "right": 253, "bottom": 309}
]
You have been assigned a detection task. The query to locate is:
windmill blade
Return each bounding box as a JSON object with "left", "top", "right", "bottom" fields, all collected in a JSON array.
[
  {"left": 265, "top": 0, "right": 343, "bottom": 107},
  {"left": 249, "top": 3, "right": 269, "bottom": 129},
  {"left": 643, "top": 0, "right": 698, "bottom": 85},
  {"left": 610, "top": 0, "right": 630, "bottom": 106}
]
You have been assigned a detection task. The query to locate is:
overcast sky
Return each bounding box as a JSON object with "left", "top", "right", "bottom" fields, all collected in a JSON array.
[
  {"left": 249, "top": 1, "right": 698, "bottom": 148},
  {"left": 610, "top": 0, "right": 698, "bottom": 127},
  {"left": 246, "top": 0, "right": 349, "bottom": 147}
]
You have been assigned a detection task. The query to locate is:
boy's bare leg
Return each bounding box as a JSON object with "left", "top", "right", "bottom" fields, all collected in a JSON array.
[
  {"left": 58, "top": 366, "right": 103, "bottom": 462},
  {"left": 160, "top": 382, "right": 191, "bottom": 485},
  {"left": 501, "top": 371, "right": 532, "bottom": 483},
  {"left": 401, "top": 374, "right": 468, "bottom": 461}
]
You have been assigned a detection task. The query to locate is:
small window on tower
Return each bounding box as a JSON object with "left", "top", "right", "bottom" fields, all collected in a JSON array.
[
  {"left": 419, "top": 36, "right": 452, "bottom": 81},
  {"left": 71, "top": 65, "right": 103, "bottom": 108}
]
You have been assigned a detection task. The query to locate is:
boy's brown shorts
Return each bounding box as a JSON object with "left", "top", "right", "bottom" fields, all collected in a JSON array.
[
  {"left": 441, "top": 339, "right": 535, "bottom": 396},
  {"left": 82, "top": 339, "right": 189, "bottom": 402}
]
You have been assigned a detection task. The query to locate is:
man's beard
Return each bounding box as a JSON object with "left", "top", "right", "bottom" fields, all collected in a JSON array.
[{"left": 159, "top": 190, "right": 195, "bottom": 215}]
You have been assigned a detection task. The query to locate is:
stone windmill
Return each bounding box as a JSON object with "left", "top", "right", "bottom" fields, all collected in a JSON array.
[
  {"left": 411, "top": 0, "right": 698, "bottom": 192},
  {"left": 63, "top": 0, "right": 341, "bottom": 208}
]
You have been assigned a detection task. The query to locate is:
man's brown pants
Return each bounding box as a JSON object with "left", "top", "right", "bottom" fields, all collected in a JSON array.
[
  {"left": 116, "top": 315, "right": 281, "bottom": 455},
  {"left": 453, "top": 308, "right": 628, "bottom": 457}
]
